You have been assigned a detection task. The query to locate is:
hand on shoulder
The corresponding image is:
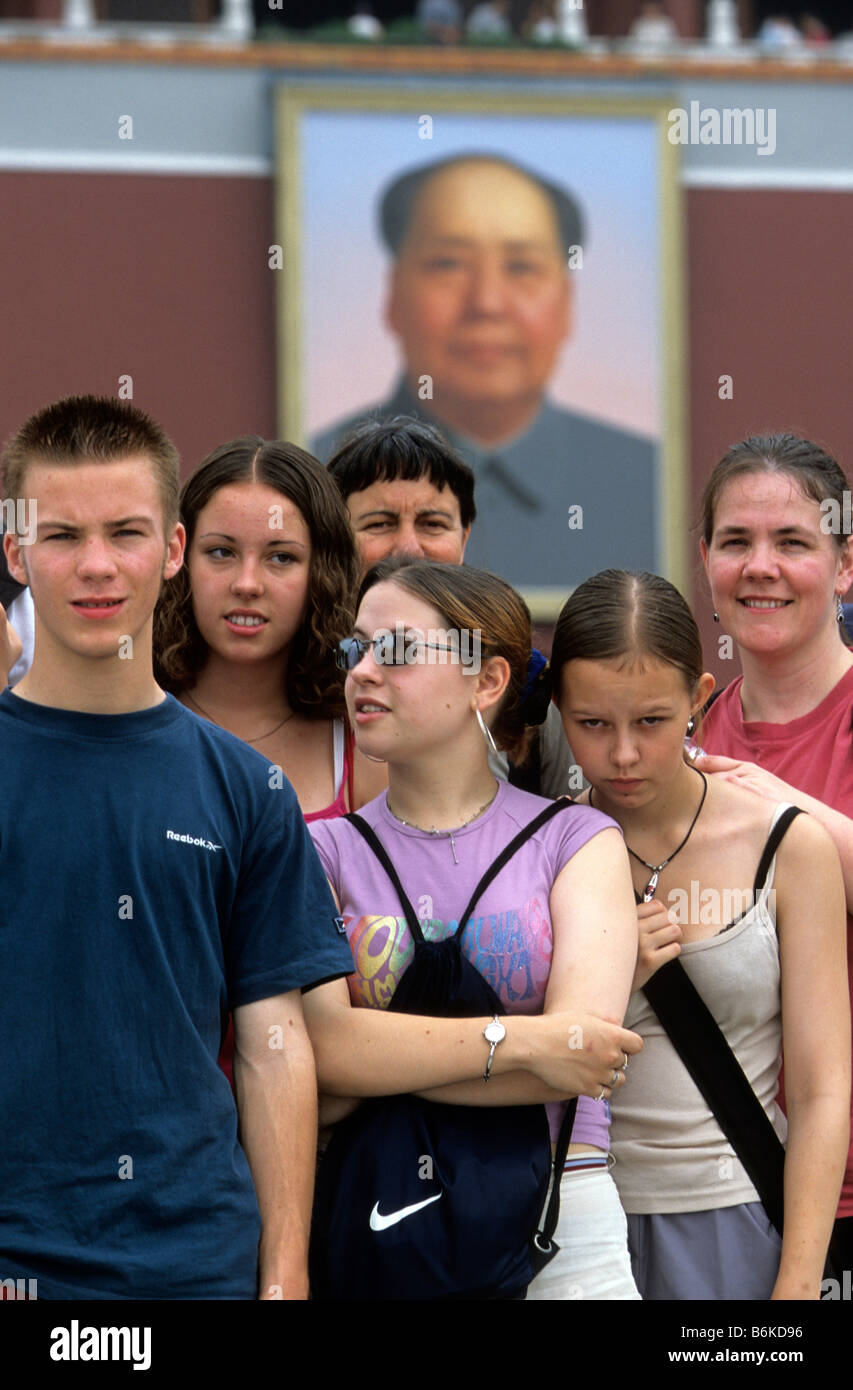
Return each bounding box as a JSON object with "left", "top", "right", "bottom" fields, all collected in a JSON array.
[{"left": 694, "top": 752, "right": 796, "bottom": 807}]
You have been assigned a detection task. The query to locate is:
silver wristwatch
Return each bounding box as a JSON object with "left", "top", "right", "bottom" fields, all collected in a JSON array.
[{"left": 482, "top": 1015, "right": 506, "bottom": 1082}]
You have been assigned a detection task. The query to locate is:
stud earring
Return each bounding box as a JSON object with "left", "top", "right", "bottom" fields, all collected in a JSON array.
[
  {"left": 712, "top": 611, "right": 719, "bottom": 624},
  {"left": 686, "top": 716, "right": 695, "bottom": 736}
]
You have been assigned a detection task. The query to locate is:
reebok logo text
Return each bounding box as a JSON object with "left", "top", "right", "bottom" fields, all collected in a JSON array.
[{"left": 166, "top": 830, "right": 221, "bottom": 852}]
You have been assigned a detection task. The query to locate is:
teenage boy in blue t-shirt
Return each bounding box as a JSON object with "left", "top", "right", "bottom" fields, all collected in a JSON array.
[{"left": 0, "top": 395, "right": 353, "bottom": 1300}]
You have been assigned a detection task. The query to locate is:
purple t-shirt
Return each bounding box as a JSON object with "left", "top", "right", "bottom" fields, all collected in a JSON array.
[{"left": 309, "top": 781, "right": 620, "bottom": 1149}]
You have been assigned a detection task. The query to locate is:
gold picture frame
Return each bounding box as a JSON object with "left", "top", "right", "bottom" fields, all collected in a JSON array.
[{"left": 275, "top": 84, "right": 685, "bottom": 618}]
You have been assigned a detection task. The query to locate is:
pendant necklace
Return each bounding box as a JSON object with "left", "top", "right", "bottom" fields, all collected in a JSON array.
[
  {"left": 386, "top": 785, "right": 499, "bottom": 865},
  {"left": 185, "top": 690, "right": 296, "bottom": 745},
  {"left": 590, "top": 768, "right": 708, "bottom": 901}
]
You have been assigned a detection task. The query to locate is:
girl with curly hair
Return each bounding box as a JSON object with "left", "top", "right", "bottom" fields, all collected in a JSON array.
[
  {"left": 154, "top": 436, "right": 386, "bottom": 819},
  {"left": 154, "top": 438, "right": 387, "bottom": 1083}
]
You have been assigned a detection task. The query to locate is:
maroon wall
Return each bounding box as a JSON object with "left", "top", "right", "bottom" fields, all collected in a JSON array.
[
  {"left": 687, "top": 188, "right": 853, "bottom": 677},
  {"left": 2, "top": 168, "right": 851, "bottom": 688},
  {"left": 0, "top": 170, "right": 277, "bottom": 478}
]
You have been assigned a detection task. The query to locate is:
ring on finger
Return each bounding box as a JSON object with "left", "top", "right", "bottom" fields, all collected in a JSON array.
[
  {"left": 622, "top": 1052, "right": 629, "bottom": 1071},
  {"left": 610, "top": 1068, "right": 621, "bottom": 1087},
  {"left": 595, "top": 1086, "right": 607, "bottom": 1102}
]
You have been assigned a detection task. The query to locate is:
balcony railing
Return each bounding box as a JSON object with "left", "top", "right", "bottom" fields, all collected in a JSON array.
[
  {"left": 0, "top": 2, "right": 850, "bottom": 66},
  {"left": 0, "top": 2, "right": 254, "bottom": 45}
]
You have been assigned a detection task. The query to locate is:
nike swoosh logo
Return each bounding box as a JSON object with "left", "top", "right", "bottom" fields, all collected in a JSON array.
[{"left": 369, "top": 1193, "right": 443, "bottom": 1231}]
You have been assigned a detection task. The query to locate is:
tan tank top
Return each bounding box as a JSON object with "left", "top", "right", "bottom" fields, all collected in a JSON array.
[{"left": 609, "top": 803, "right": 792, "bottom": 1214}]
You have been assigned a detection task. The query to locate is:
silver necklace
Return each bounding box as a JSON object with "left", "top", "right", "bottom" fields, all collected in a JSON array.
[
  {"left": 590, "top": 768, "right": 708, "bottom": 901},
  {"left": 386, "top": 785, "right": 499, "bottom": 865},
  {"left": 185, "top": 690, "right": 296, "bottom": 745}
]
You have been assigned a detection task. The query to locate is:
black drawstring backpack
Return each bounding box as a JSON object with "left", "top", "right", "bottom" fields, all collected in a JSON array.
[{"left": 309, "top": 798, "right": 579, "bottom": 1301}]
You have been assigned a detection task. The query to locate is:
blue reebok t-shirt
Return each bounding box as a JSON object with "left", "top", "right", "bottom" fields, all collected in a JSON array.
[{"left": 0, "top": 690, "right": 352, "bottom": 1299}]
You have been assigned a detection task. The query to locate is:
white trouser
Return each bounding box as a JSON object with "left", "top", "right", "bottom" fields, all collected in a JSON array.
[{"left": 526, "top": 1167, "right": 642, "bottom": 1300}]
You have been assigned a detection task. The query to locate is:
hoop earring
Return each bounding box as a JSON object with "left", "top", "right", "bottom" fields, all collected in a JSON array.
[{"left": 475, "top": 706, "right": 499, "bottom": 757}]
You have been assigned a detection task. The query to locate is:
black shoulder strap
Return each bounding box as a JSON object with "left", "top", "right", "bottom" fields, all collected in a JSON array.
[
  {"left": 753, "top": 805, "right": 802, "bottom": 892},
  {"left": 532, "top": 1097, "right": 579, "bottom": 1256},
  {"left": 454, "top": 798, "right": 574, "bottom": 941},
  {"left": 343, "top": 815, "right": 425, "bottom": 944},
  {"left": 644, "top": 962, "right": 786, "bottom": 1233},
  {"left": 345, "top": 797, "right": 576, "bottom": 946},
  {"left": 642, "top": 806, "right": 802, "bottom": 1236}
]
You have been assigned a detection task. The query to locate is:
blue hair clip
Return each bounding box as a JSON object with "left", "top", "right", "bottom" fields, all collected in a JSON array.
[{"left": 522, "top": 649, "right": 548, "bottom": 701}]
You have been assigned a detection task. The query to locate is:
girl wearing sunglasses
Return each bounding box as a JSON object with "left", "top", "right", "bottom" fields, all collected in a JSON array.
[
  {"left": 551, "top": 568, "right": 849, "bottom": 1300},
  {"left": 304, "top": 557, "right": 643, "bottom": 1299}
]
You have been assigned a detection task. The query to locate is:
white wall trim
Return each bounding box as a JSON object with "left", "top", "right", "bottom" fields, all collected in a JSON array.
[
  {"left": 1, "top": 151, "right": 851, "bottom": 192},
  {"left": 0, "top": 150, "right": 271, "bottom": 177},
  {"left": 684, "top": 167, "right": 853, "bottom": 190}
]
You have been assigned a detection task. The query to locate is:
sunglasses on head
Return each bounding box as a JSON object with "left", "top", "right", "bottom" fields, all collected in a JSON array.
[{"left": 335, "top": 633, "right": 457, "bottom": 671}]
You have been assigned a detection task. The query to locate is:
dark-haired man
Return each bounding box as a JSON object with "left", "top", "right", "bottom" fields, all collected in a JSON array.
[
  {"left": 328, "top": 416, "right": 574, "bottom": 798},
  {"left": 313, "top": 153, "right": 657, "bottom": 591},
  {"left": 0, "top": 395, "right": 352, "bottom": 1299}
]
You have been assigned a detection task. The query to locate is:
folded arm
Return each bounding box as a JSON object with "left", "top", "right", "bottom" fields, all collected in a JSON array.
[
  {"left": 304, "top": 828, "right": 642, "bottom": 1108},
  {"left": 416, "top": 827, "right": 640, "bottom": 1105}
]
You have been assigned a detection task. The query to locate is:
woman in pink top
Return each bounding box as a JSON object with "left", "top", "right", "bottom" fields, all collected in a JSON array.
[
  {"left": 698, "top": 433, "right": 853, "bottom": 1274},
  {"left": 154, "top": 436, "right": 386, "bottom": 818},
  {"left": 154, "top": 438, "right": 386, "bottom": 1081},
  {"left": 304, "top": 557, "right": 643, "bottom": 1299}
]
